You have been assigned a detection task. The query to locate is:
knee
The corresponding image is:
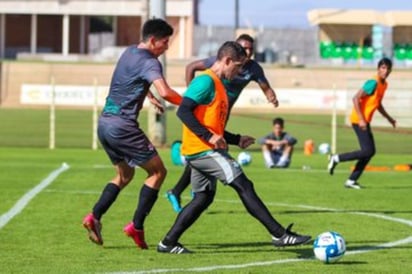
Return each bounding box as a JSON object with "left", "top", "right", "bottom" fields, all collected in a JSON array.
[
  {"left": 261, "top": 144, "right": 271, "bottom": 151},
  {"left": 151, "top": 166, "right": 167, "bottom": 184},
  {"left": 360, "top": 147, "right": 375, "bottom": 158},
  {"left": 232, "top": 174, "right": 255, "bottom": 193},
  {"left": 117, "top": 173, "right": 134, "bottom": 188},
  {"left": 192, "top": 191, "right": 215, "bottom": 208}
]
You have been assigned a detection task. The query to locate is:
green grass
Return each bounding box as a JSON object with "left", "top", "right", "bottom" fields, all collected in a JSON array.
[{"left": 0, "top": 109, "right": 411, "bottom": 273}]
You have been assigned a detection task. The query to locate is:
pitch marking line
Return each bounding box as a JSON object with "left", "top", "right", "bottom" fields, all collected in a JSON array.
[
  {"left": 0, "top": 162, "right": 70, "bottom": 230},
  {"left": 107, "top": 202, "right": 412, "bottom": 274}
]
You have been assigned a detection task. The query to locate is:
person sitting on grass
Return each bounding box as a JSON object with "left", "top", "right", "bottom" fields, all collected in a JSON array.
[{"left": 259, "top": 117, "right": 297, "bottom": 168}]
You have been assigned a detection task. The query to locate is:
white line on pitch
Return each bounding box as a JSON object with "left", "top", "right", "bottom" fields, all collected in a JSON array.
[
  {"left": 107, "top": 202, "right": 412, "bottom": 274},
  {"left": 0, "top": 162, "right": 70, "bottom": 230}
]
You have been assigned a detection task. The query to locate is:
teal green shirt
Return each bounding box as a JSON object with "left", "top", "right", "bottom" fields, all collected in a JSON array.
[
  {"left": 362, "top": 79, "right": 378, "bottom": 95},
  {"left": 184, "top": 74, "right": 215, "bottom": 105}
]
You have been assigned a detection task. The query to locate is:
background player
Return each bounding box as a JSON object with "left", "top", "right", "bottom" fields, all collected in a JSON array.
[
  {"left": 166, "top": 34, "right": 279, "bottom": 212},
  {"left": 82, "top": 18, "right": 182, "bottom": 249},
  {"left": 328, "top": 57, "right": 396, "bottom": 189}
]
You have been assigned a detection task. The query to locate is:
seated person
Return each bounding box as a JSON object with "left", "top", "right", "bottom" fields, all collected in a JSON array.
[{"left": 258, "top": 117, "right": 297, "bottom": 168}]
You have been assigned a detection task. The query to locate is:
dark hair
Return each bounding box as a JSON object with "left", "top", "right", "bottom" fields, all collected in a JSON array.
[
  {"left": 378, "top": 57, "right": 392, "bottom": 70},
  {"left": 236, "top": 34, "right": 254, "bottom": 44},
  {"left": 217, "top": 41, "right": 247, "bottom": 62},
  {"left": 142, "top": 18, "right": 173, "bottom": 41},
  {"left": 272, "top": 117, "right": 284, "bottom": 127}
]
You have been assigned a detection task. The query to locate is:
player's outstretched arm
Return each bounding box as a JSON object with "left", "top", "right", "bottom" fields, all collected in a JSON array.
[
  {"left": 259, "top": 82, "right": 279, "bottom": 108},
  {"left": 185, "top": 59, "right": 208, "bottom": 86},
  {"left": 152, "top": 78, "right": 182, "bottom": 106}
]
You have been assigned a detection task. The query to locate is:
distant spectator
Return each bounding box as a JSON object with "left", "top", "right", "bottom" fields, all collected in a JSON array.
[{"left": 259, "top": 117, "right": 297, "bottom": 168}]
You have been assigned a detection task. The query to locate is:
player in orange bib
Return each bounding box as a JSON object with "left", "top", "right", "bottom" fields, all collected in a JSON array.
[
  {"left": 328, "top": 58, "right": 396, "bottom": 189},
  {"left": 156, "top": 41, "right": 310, "bottom": 254}
]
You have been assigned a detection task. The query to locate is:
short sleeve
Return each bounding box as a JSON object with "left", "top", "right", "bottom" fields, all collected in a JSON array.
[
  {"left": 362, "top": 79, "right": 378, "bottom": 95},
  {"left": 144, "top": 58, "right": 163, "bottom": 83},
  {"left": 203, "top": 56, "right": 217, "bottom": 68},
  {"left": 251, "top": 61, "right": 269, "bottom": 84},
  {"left": 184, "top": 74, "right": 215, "bottom": 104}
]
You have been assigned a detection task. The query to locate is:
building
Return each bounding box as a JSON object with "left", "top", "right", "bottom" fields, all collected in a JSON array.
[{"left": 0, "top": 0, "right": 194, "bottom": 60}]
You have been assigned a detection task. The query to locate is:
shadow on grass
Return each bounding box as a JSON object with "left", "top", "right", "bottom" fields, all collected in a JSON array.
[{"left": 192, "top": 241, "right": 314, "bottom": 257}]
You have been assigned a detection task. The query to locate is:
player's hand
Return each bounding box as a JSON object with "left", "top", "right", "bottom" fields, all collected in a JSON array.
[
  {"left": 388, "top": 117, "right": 397, "bottom": 128},
  {"left": 148, "top": 96, "right": 165, "bottom": 114},
  {"left": 209, "top": 134, "right": 227, "bottom": 150},
  {"left": 239, "top": 135, "right": 255, "bottom": 149},
  {"left": 358, "top": 119, "right": 367, "bottom": 130},
  {"left": 271, "top": 98, "right": 279, "bottom": 108}
]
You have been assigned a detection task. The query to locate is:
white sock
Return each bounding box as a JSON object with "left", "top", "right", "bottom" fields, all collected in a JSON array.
[
  {"left": 263, "top": 151, "right": 275, "bottom": 168},
  {"left": 346, "top": 179, "right": 355, "bottom": 185},
  {"left": 333, "top": 154, "right": 340, "bottom": 163},
  {"left": 276, "top": 155, "right": 290, "bottom": 167}
]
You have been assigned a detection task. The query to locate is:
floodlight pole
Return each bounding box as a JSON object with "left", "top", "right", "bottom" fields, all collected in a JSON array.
[{"left": 147, "top": 0, "right": 167, "bottom": 146}]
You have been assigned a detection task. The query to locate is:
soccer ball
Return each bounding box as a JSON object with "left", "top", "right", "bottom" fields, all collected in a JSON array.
[
  {"left": 313, "top": 231, "right": 346, "bottom": 263},
  {"left": 318, "top": 143, "right": 331, "bottom": 155},
  {"left": 237, "top": 151, "right": 252, "bottom": 166}
]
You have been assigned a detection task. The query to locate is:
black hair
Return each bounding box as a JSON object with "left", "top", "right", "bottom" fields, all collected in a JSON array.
[
  {"left": 378, "top": 57, "right": 392, "bottom": 70},
  {"left": 217, "top": 41, "right": 247, "bottom": 62},
  {"left": 142, "top": 18, "right": 173, "bottom": 41},
  {"left": 236, "top": 34, "right": 254, "bottom": 44},
  {"left": 272, "top": 117, "right": 284, "bottom": 127}
]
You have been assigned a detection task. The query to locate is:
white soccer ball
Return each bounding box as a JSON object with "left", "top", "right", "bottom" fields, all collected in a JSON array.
[
  {"left": 237, "top": 151, "right": 252, "bottom": 166},
  {"left": 318, "top": 143, "right": 331, "bottom": 155},
  {"left": 313, "top": 231, "right": 346, "bottom": 263}
]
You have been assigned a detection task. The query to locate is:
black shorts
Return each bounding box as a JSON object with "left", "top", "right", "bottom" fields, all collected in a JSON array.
[{"left": 97, "top": 115, "right": 158, "bottom": 167}]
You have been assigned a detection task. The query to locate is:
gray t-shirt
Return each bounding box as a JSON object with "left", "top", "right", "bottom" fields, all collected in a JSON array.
[
  {"left": 102, "top": 46, "right": 163, "bottom": 121},
  {"left": 258, "top": 132, "right": 297, "bottom": 154}
]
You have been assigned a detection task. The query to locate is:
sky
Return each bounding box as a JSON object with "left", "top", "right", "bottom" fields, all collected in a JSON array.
[{"left": 198, "top": 0, "right": 412, "bottom": 28}]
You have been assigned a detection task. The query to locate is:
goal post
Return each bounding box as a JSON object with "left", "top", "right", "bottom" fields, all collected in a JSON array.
[
  {"left": 331, "top": 84, "right": 337, "bottom": 154},
  {"left": 49, "top": 76, "right": 56, "bottom": 150}
]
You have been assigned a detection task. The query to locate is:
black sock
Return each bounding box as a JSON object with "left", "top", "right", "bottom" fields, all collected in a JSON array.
[
  {"left": 172, "top": 165, "right": 192, "bottom": 197},
  {"left": 92, "top": 183, "right": 121, "bottom": 220},
  {"left": 230, "top": 174, "right": 285, "bottom": 237},
  {"left": 133, "top": 185, "right": 159, "bottom": 230}
]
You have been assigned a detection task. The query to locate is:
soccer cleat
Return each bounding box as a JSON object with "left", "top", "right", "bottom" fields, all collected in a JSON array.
[
  {"left": 166, "top": 190, "right": 182, "bottom": 213},
  {"left": 272, "top": 223, "right": 311, "bottom": 247},
  {"left": 123, "top": 222, "right": 148, "bottom": 249},
  {"left": 328, "top": 155, "right": 338, "bottom": 175},
  {"left": 82, "top": 213, "right": 103, "bottom": 245},
  {"left": 344, "top": 180, "right": 362, "bottom": 189},
  {"left": 157, "top": 241, "right": 192, "bottom": 254}
]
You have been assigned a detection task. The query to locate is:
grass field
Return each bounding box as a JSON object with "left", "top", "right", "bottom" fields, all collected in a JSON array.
[{"left": 0, "top": 109, "right": 411, "bottom": 273}]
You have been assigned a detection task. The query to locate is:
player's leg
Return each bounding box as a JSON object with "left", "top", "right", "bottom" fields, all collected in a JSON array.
[
  {"left": 159, "top": 190, "right": 214, "bottom": 253},
  {"left": 158, "top": 165, "right": 215, "bottom": 253},
  {"left": 229, "top": 173, "right": 311, "bottom": 246},
  {"left": 166, "top": 165, "right": 192, "bottom": 213},
  {"left": 261, "top": 144, "right": 275, "bottom": 168},
  {"left": 275, "top": 145, "right": 294, "bottom": 168},
  {"left": 83, "top": 118, "right": 135, "bottom": 245},
  {"left": 124, "top": 154, "right": 167, "bottom": 249},
  {"left": 345, "top": 125, "right": 376, "bottom": 189},
  {"left": 329, "top": 124, "right": 373, "bottom": 175},
  {"left": 83, "top": 166, "right": 134, "bottom": 245}
]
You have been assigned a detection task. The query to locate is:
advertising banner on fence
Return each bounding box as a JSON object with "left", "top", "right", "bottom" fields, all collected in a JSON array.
[{"left": 21, "top": 84, "right": 347, "bottom": 111}]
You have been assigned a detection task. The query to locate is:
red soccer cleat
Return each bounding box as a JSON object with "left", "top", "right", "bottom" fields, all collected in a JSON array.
[
  {"left": 123, "top": 222, "right": 148, "bottom": 249},
  {"left": 82, "top": 213, "right": 103, "bottom": 245}
]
